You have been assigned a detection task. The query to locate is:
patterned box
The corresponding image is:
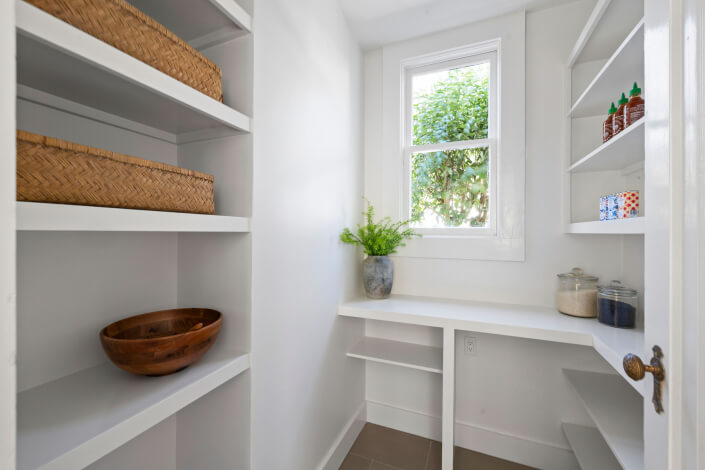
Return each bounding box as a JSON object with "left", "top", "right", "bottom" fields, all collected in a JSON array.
[
  {"left": 618, "top": 190, "right": 640, "bottom": 218},
  {"left": 606, "top": 194, "right": 619, "bottom": 220},
  {"left": 599, "top": 196, "right": 607, "bottom": 221}
]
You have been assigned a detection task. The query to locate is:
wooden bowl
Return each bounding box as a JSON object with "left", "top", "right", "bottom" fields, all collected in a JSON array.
[{"left": 100, "top": 308, "right": 222, "bottom": 376}]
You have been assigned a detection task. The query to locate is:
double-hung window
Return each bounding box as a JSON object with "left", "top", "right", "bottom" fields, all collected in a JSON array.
[
  {"left": 403, "top": 48, "right": 497, "bottom": 236},
  {"left": 373, "top": 12, "right": 525, "bottom": 260}
]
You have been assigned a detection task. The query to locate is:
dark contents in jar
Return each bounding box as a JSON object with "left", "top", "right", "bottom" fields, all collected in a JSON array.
[{"left": 598, "top": 298, "right": 636, "bottom": 328}]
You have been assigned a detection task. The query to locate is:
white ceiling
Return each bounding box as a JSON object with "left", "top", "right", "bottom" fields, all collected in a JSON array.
[{"left": 340, "top": 0, "right": 577, "bottom": 49}]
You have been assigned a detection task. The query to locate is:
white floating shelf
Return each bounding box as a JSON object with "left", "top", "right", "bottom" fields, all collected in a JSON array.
[
  {"left": 18, "top": 349, "right": 250, "bottom": 470},
  {"left": 562, "top": 423, "right": 622, "bottom": 470},
  {"left": 567, "top": 217, "right": 645, "bottom": 235},
  {"left": 16, "top": 0, "right": 251, "bottom": 139},
  {"left": 569, "top": 119, "right": 645, "bottom": 173},
  {"left": 564, "top": 370, "right": 643, "bottom": 470},
  {"left": 339, "top": 296, "right": 645, "bottom": 395},
  {"left": 348, "top": 337, "right": 443, "bottom": 374},
  {"left": 16, "top": 202, "right": 250, "bottom": 232},
  {"left": 570, "top": 19, "right": 644, "bottom": 118}
]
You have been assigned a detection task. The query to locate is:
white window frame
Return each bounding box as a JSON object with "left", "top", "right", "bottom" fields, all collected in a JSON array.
[
  {"left": 402, "top": 49, "right": 498, "bottom": 236},
  {"left": 369, "top": 11, "right": 525, "bottom": 261}
]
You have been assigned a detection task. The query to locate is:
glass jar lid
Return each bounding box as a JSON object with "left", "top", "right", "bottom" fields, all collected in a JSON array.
[
  {"left": 557, "top": 267, "right": 598, "bottom": 282},
  {"left": 598, "top": 280, "right": 638, "bottom": 297}
]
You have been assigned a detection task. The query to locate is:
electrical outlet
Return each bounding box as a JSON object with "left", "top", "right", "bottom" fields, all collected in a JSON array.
[{"left": 463, "top": 336, "right": 478, "bottom": 356}]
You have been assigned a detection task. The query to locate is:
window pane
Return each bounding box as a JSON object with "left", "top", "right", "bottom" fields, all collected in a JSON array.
[
  {"left": 412, "top": 62, "right": 489, "bottom": 145},
  {"left": 410, "top": 146, "right": 489, "bottom": 228}
]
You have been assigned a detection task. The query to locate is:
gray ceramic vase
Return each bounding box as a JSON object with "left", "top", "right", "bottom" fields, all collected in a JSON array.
[{"left": 363, "top": 256, "right": 393, "bottom": 299}]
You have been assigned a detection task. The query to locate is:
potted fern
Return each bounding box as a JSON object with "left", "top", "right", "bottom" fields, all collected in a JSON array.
[{"left": 340, "top": 202, "right": 419, "bottom": 299}]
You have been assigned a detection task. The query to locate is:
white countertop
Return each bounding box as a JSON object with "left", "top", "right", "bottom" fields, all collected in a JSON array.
[{"left": 338, "top": 295, "right": 644, "bottom": 396}]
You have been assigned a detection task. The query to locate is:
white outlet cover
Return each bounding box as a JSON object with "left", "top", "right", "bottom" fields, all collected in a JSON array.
[{"left": 463, "top": 336, "right": 478, "bottom": 356}]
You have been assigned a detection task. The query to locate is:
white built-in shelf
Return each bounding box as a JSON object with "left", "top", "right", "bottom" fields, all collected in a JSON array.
[
  {"left": 339, "top": 296, "right": 645, "bottom": 396},
  {"left": 347, "top": 337, "right": 443, "bottom": 374},
  {"left": 16, "top": 0, "right": 251, "bottom": 142},
  {"left": 17, "top": 349, "right": 249, "bottom": 470},
  {"left": 570, "top": 19, "right": 644, "bottom": 118},
  {"left": 16, "top": 202, "right": 250, "bottom": 232},
  {"left": 564, "top": 370, "right": 643, "bottom": 470},
  {"left": 569, "top": 118, "right": 645, "bottom": 173},
  {"left": 130, "top": 0, "right": 251, "bottom": 50},
  {"left": 562, "top": 423, "right": 622, "bottom": 470},
  {"left": 567, "top": 217, "right": 645, "bottom": 235}
]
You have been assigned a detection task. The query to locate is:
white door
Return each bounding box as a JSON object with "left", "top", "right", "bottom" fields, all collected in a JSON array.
[
  {"left": 0, "top": 0, "right": 16, "bottom": 468},
  {"left": 642, "top": 0, "right": 704, "bottom": 468}
]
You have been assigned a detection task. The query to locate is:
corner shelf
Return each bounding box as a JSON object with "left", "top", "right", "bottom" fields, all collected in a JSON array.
[
  {"left": 17, "top": 350, "right": 250, "bottom": 470},
  {"left": 347, "top": 337, "right": 443, "bottom": 374},
  {"left": 16, "top": 0, "right": 251, "bottom": 140},
  {"left": 564, "top": 370, "right": 643, "bottom": 470},
  {"left": 569, "top": 19, "right": 644, "bottom": 118},
  {"left": 562, "top": 423, "right": 621, "bottom": 470},
  {"left": 16, "top": 202, "right": 250, "bottom": 232},
  {"left": 566, "top": 217, "right": 645, "bottom": 234},
  {"left": 569, "top": 118, "right": 645, "bottom": 173}
]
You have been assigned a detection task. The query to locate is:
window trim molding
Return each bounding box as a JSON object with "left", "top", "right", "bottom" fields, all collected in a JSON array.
[
  {"left": 375, "top": 10, "right": 526, "bottom": 261},
  {"left": 402, "top": 48, "right": 498, "bottom": 236}
]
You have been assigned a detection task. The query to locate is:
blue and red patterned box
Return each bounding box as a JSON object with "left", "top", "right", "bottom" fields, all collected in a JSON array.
[{"left": 600, "top": 191, "right": 639, "bottom": 220}]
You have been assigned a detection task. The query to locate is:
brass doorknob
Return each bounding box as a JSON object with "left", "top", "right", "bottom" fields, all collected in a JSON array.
[
  {"left": 623, "top": 345, "right": 665, "bottom": 414},
  {"left": 623, "top": 353, "right": 665, "bottom": 381}
]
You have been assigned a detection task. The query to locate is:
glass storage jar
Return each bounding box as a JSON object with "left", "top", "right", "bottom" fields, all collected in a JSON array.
[
  {"left": 597, "top": 281, "right": 638, "bottom": 328},
  {"left": 556, "top": 268, "right": 599, "bottom": 318}
]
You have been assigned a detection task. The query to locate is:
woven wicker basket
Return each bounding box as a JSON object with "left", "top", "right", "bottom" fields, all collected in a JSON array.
[
  {"left": 26, "top": 0, "right": 223, "bottom": 102},
  {"left": 17, "top": 130, "right": 215, "bottom": 215}
]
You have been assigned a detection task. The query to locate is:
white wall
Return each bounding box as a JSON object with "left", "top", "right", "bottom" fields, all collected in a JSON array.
[
  {"left": 362, "top": 1, "right": 645, "bottom": 467},
  {"left": 250, "top": 0, "right": 365, "bottom": 469}
]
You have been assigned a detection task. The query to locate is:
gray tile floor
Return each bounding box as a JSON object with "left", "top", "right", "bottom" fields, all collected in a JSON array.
[{"left": 340, "top": 423, "right": 535, "bottom": 470}]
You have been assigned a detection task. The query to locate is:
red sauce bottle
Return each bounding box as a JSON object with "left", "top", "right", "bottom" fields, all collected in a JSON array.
[
  {"left": 625, "top": 82, "right": 645, "bottom": 127},
  {"left": 603, "top": 102, "right": 617, "bottom": 143},
  {"left": 613, "top": 92, "right": 629, "bottom": 136}
]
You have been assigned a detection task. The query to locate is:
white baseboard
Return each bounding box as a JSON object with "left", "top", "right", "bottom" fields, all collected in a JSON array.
[
  {"left": 316, "top": 402, "right": 367, "bottom": 470},
  {"left": 366, "top": 400, "right": 579, "bottom": 470}
]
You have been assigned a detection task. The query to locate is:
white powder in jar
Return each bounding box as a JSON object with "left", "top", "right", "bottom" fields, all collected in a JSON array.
[{"left": 556, "top": 289, "right": 597, "bottom": 317}]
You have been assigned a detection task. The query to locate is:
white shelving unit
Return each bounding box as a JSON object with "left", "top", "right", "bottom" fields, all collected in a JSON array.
[
  {"left": 16, "top": 202, "right": 250, "bottom": 232},
  {"left": 562, "top": 423, "right": 622, "bottom": 470},
  {"left": 340, "top": 295, "right": 645, "bottom": 395},
  {"left": 564, "top": 0, "right": 645, "bottom": 234},
  {"left": 11, "top": 0, "right": 255, "bottom": 468},
  {"left": 565, "top": 370, "right": 644, "bottom": 470},
  {"left": 18, "top": 350, "right": 249, "bottom": 470},
  {"left": 347, "top": 337, "right": 443, "bottom": 374},
  {"left": 16, "top": 0, "right": 250, "bottom": 142}
]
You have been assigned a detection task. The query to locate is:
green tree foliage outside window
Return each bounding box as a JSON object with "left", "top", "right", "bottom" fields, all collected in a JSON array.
[{"left": 411, "top": 64, "right": 490, "bottom": 227}]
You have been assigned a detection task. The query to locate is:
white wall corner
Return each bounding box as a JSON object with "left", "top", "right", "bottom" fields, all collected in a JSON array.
[{"left": 316, "top": 402, "right": 367, "bottom": 470}]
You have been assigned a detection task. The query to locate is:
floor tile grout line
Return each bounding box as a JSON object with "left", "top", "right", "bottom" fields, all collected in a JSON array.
[{"left": 369, "top": 458, "right": 408, "bottom": 470}]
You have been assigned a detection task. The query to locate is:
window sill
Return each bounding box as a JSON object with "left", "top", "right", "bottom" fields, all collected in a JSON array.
[{"left": 394, "top": 234, "right": 525, "bottom": 261}]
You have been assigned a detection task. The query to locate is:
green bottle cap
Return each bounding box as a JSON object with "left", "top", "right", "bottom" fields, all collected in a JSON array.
[
  {"left": 618, "top": 92, "right": 628, "bottom": 105},
  {"left": 608, "top": 102, "right": 617, "bottom": 114},
  {"left": 629, "top": 81, "right": 642, "bottom": 96}
]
